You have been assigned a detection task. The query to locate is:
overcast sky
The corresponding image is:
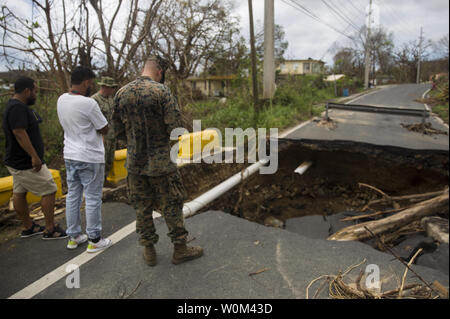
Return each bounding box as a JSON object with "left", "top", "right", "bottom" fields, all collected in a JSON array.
[
  {"left": 0, "top": 0, "right": 448, "bottom": 71},
  {"left": 233, "top": 0, "right": 450, "bottom": 65}
]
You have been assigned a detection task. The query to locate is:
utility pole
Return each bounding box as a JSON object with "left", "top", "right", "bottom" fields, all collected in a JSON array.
[
  {"left": 417, "top": 26, "right": 423, "bottom": 84},
  {"left": 263, "top": 0, "right": 275, "bottom": 100},
  {"left": 248, "top": 0, "right": 259, "bottom": 115},
  {"left": 364, "top": 0, "right": 372, "bottom": 90}
]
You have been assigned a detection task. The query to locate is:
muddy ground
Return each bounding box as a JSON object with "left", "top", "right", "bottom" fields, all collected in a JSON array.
[{"left": 204, "top": 140, "right": 449, "bottom": 226}]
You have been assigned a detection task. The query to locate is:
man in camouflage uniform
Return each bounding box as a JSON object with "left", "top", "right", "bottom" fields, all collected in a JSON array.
[
  {"left": 91, "top": 76, "right": 118, "bottom": 181},
  {"left": 113, "top": 56, "right": 203, "bottom": 266}
]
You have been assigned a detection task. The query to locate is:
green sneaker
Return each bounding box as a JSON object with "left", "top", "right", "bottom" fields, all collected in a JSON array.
[
  {"left": 67, "top": 234, "right": 88, "bottom": 249},
  {"left": 86, "top": 238, "right": 113, "bottom": 253}
]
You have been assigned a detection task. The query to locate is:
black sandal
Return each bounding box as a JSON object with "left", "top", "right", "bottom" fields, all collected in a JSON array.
[
  {"left": 21, "top": 222, "right": 45, "bottom": 238},
  {"left": 42, "top": 224, "right": 68, "bottom": 240}
]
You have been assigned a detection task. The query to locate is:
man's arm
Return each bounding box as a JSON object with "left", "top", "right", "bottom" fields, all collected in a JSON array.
[
  {"left": 89, "top": 100, "right": 109, "bottom": 136},
  {"left": 113, "top": 96, "right": 126, "bottom": 142},
  {"left": 12, "top": 128, "right": 42, "bottom": 172},
  {"left": 97, "top": 124, "right": 109, "bottom": 135},
  {"left": 163, "top": 87, "right": 183, "bottom": 137}
]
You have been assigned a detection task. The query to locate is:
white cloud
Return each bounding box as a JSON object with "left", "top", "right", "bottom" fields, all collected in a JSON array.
[
  {"left": 1, "top": 0, "right": 448, "bottom": 71},
  {"left": 232, "top": 0, "right": 449, "bottom": 66}
]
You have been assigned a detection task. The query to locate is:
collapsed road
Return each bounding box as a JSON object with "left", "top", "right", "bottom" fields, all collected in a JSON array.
[
  {"left": 210, "top": 83, "right": 449, "bottom": 280},
  {"left": 212, "top": 84, "right": 448, "bottom": 219},
  {"left": 0, "top": 84, "right": 448, "bottom": 299}
]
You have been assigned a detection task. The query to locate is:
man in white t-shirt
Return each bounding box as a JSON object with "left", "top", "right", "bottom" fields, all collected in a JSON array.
[{"left": 57, "top": 66, "right": 112, "bottom": 253}]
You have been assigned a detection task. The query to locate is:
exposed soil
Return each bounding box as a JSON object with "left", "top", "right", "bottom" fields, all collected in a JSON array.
[
  {"left": 205, "top": 140, "right": 449, "bottom": 226},
  {"left": 1, "top": 140, "right": 448, "bottom": 245}
]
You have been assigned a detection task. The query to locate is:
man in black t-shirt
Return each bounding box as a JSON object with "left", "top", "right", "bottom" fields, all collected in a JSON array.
[{"left": 2, "top": 77, "right": 67, "bottom": 240}]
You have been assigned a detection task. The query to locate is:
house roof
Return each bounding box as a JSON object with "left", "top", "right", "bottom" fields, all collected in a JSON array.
[
  {"left": 325, "top": 74, "right": 345, "bottom": 82},
  {"left": 187, "top": 75, "right": 236, "bottom": 81},
  {"left": 281, "top": 59, "right": 325, "bottom": 64}
]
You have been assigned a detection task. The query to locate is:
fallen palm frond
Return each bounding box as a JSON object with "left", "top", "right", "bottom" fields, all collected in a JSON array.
[{"left": 306, "top": 258, "right": 447, "bottom": 299}]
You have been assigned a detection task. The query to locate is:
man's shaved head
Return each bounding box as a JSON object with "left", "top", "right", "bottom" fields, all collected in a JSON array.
[
  {"left": 146, "top": 56, "right": 169, "bottom": 72},
  {"left": 143, "top": 55, "right": 169, "bottom": 84}
]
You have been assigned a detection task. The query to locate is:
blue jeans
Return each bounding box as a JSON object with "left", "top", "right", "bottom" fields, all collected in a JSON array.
[{"left": 65, "top": 160, "right": 105, "bottom": 239}]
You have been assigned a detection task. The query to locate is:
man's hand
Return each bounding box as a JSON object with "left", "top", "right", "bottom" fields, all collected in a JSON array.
[
  {"left": 32, "top": 156, "right": 42, "bottom": 172},
  {"left": 97, "top": 124, "right": 109, "bottom": 136}
]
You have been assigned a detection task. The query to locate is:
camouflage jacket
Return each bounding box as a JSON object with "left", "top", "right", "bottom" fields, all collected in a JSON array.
[
  {"left": 91, "top": 92, "right": 115, "bottom": 140},
  {"left": 91, "top": 92, "right": 114, "bottom": 124},
  {"left": 113, "top": 76, "right": 182, "bottom": 176}
]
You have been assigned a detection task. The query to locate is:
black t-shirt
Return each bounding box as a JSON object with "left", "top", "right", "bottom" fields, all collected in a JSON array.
[{"left": 2, "top": 99, "right": 45, "bottom": 170}]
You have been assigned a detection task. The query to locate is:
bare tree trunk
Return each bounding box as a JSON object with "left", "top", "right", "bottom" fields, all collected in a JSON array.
[
  {"left": 328, "top": 192, "right": 449, "bottom": 242},
  {"left": 89, "top": 0, "right": 118, "bottom": 76},
  {"left": 33, "top": 0, "right": 70, "bottom": 91}
]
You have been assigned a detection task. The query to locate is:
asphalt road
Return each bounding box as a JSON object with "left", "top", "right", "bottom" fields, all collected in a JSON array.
[
  {"left": 12, "top": 210, "right": 450, "bottom": 299},
  {"left": 351, "top": 84, "right": 431, "bottom": 110},
  {"left": 1, "top": 84, "right": 448, "bottom": 299},
  {"left": 284, "top": 84, "right": 449, "bottom": 151}
]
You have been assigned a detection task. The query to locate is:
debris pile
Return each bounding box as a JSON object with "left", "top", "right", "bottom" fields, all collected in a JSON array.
[
  {"left": 314, "top": 117, "right": 338, "bottom": 130},
  {"left": 307, "top": 259, "right": 449, "bottom": 299},
  {"left": 401, "top": 122, "right": 448, "bottom": 136}
]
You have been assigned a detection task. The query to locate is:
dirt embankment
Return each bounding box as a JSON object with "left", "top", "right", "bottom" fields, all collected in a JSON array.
[{"left": 205, "top": 140, "right": 449, "bottom": 226}]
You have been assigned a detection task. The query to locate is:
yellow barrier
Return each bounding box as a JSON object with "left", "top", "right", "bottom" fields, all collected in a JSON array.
[
  {"left": 178, "top": 129, "right": 220, "bottom": 159},
  {"left": 106, "top": 149, "right": 128, "bottom": 184},
  {"left": 0, "top": 176, "right": 13, "bottom": 206},
  {"left": 0, "top": 169, "right": 63, "bottom": 206},
  {"left": 106, "top": 130, "right": 221, "bottom": 183},
  {"left": 1, "top": 130, "right": 222, "bottom": 201}
]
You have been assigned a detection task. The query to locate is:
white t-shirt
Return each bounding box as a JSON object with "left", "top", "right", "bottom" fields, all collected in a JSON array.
[{"left": 57, "top": 93, "right": 108, "bottom": 163}]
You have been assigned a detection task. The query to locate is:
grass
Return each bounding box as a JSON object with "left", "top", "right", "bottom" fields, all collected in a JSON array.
[
  {"left": 427, "top": 80, "right": 449, "bottom": 124},
  {"left": 184, "top": 75, "right": 337, "bottom": 134},
  {"left": 431, "top": 103, "right": 449, "bottom": 124}
]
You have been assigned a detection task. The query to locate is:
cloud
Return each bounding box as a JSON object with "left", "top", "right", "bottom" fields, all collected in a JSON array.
[{"left": 233, "top": 0, "right": 449, "bottom": 66}]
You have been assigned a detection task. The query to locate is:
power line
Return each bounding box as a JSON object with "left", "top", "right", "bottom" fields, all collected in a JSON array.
[
  {"left": 346, "top": 0, "right": 365, "bottom": 16},
  {"left": 280, "top": 0, "right": 355, "bottom": 41},
  {"left": 353, "top": 0, "right": 368, "bottom": 15},
  {"left": 379, "top": 0, "right": 420, "bottom": 32},
  {"left": 322, "top": 1, "right": 356, "bottom": 31},
  {"left": 343, "top": 0, "right": 418, "bottom": 44},
  {"left": 377, "top": 0, "right": 420, "bottom": 40},
  {"left": 319, "top": 0, "right": 370, "bottom": 60},
  {"left": 321, "top": 0, "right": 360, "bottom": 32},
  {"left": 319, "top": 22, "right": 355, "bottom": 61}
]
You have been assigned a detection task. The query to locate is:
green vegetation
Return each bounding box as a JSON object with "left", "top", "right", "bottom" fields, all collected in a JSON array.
[
  {"left": 429, "top": 75, "right": 449, "bottom": 124},
  {"left": 432, "top": 104, "right": 449, "bottom": 124},
  {"left": 0, "top": 93, "right": 64, "bottom": 177},
  {"left": 184, "top": 75, "right": 337, "bottom": 133}
]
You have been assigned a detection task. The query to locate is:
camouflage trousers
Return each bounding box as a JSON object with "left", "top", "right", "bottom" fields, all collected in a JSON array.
[
  {"left": 104, "top": 135, "right": 116, "bottom": 179},
  {"left": 127, "top": 170, "right": 188, "bottom": 246}
]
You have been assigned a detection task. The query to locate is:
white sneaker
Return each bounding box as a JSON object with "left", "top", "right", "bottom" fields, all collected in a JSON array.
[
  {"left": 86, "top": 238, "right": 113, "bottom": 253},
  {"left": 67, "top": 234, "right": 88, "bottom": 250}
]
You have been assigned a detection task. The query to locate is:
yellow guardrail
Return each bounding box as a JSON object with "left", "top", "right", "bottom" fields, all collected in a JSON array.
[
  {"left": 0, "top": 131, "right": 221, "bottom": 203},
  {"left": 0, "top": 169, "right": 63, "bottom": 206},
  {"left": 178, "top": 129, "right": 220, "bottom": 159},
  {"left": 106, "top": 149, "right": 128, "bottom": 184},
  {"left": 106, "top": 129, "right": 220, "bottom": 184}
]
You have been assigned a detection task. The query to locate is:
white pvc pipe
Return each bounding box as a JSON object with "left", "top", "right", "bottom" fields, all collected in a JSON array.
[
  {"left": 294, "top": 161, "right": 312, "bottom": 175},
  {"left": 183, "top": 159, "right": 269, "bottom": 218}
]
